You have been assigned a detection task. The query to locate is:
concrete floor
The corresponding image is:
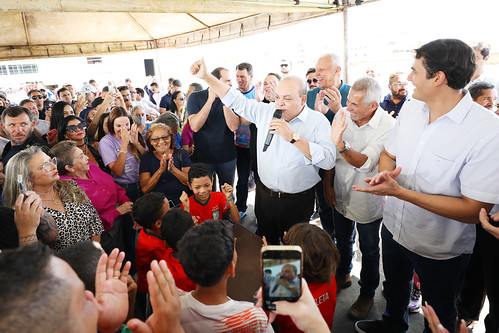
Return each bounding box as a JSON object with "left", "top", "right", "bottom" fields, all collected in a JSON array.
[{"left": 238, "top": 189, "right": 488, "bottom": 333}]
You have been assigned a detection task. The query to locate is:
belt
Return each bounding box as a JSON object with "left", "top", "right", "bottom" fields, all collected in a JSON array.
[{"left": 259, "top": 181, "right": 313, "bottom": 199}]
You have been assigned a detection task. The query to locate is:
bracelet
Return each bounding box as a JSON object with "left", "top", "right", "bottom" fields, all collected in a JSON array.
[
  {"left": 117, "top": 149, "right": 127, "bottom": 154},
  {"left": 227, "top": 197, "right": 233, "bottom": 202}
]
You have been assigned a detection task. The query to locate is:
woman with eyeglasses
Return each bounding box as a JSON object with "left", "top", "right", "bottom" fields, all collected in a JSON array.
[
  {"left": 140, "top": 123, "right": 191, "bottom": 206},
  {"left": 50, "top": 141, "right": 133, "bottom": 253},
  {"left": 169, "top": 91, "right": 187, "bottom": 128},
  {"left": 57, "top": 115, "right": 109, "bottom": 173},
  {"left": 2, "top": 146, "right": 103, "bottom": 253}
]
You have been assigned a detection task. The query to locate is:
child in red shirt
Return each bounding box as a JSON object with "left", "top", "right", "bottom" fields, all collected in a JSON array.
[
  {"left": 275, "top": 223, "right": 340, "bottom": 332},
  {"left": 160, "top": 208, "right": 197, "bottom": 292},
  {"left": 132, "top": 192, "right": 170, "bottom": 320},
  {"left": 180, "top": 163, "right": 239, "bottom": 224}
]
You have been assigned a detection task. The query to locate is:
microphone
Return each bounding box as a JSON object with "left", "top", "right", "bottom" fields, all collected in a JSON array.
[{"left": 263, "top": 109, "right": 282, "bottom": 152}]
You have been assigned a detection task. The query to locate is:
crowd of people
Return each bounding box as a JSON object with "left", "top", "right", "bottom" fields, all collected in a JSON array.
[{"left": 0, "top": 38, "right": 498, "bottom": 333}]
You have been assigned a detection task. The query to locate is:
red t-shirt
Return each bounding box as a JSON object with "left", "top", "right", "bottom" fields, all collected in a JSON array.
[
  {"left": 182, "top": 192, "right": 230, "bottom": 223},
  {"left": 162, "top": 247, "right": 197, "bottom": 292},
  {"left": 136, "top": 229, "right": 168, "bottom": 293},
  {"left": 274, "top": 276, "right": 337, "bottom": 332}
]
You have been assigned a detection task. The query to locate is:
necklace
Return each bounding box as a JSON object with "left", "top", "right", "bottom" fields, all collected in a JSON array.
[
  {"left": 40, "top": 191, "right": 60, "bottom": 205},
  {"left": 77, "top": 142, "right": 88, "bottom": 155}
]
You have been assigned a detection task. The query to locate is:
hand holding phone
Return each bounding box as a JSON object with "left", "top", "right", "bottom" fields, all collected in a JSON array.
[
  {"left": 261, "top": 245, "right": 302, "bottom": 311},
  {"left": 47, "top": 129, "right": 57, "bottom": 142}
]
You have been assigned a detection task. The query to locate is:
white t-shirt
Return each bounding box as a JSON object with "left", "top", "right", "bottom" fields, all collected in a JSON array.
[{"left": 180, "top": 292, "right": 274, "bottom": 333}]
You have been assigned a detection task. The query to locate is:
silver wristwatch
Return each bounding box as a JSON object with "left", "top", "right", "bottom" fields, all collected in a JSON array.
[{"left": 339, "top": 141, "right": 350, "bottom": 154}]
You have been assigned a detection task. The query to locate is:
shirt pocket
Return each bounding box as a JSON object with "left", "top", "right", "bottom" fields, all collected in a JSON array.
[{"left": 417, "top": 151, "right": 457, "bottom": 189}]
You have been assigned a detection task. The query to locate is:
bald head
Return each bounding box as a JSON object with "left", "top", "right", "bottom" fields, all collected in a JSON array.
[{"left": 280, "top": 76, "right": 307, "bottom": 97}]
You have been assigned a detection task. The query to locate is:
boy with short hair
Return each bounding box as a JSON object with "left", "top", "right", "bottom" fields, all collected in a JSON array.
[
  {"left": 132, "top": 192, "right": 170, "bottom": 320},
  {"left": 160, "top": 207, "right": 197, "bottom": 292},
  {"left": 178, "top": 220, "right": 273, "bottom": 332},
  {"left": 180, "top": 163, "right": 240, "bottom": 224}
]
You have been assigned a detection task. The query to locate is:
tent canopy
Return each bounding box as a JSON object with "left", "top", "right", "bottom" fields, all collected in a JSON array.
[{"left": 0, "top": 0, "right": 376, "bottom": 60}]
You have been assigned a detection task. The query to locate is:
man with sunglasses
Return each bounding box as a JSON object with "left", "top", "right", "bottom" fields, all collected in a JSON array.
[
  {"left": 27, "top": 89, "right": 47, "bottom": 120},
  {"left": 306, "top": 68, "right": 318, "bottom": 90},
  {"left": 0, "top": 106, "right": 49, "bottom": 168},
  {"left": 280, "top": 59, "right": 292, "bottom": 77},
  {"left": 380, "top": 72, "right": 409, "bottom": 118}
]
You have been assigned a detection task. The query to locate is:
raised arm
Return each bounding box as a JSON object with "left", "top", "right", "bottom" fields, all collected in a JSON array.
[{"left": 190, "top": 59, "right": 231, "bottom": 99}]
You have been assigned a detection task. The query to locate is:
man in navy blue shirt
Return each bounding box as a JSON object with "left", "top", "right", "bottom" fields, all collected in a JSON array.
[{"left": 380, "top": 72, "right": 409, "bottom": 118}]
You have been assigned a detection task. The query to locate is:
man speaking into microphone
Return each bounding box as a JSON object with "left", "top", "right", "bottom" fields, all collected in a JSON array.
[{"left": 191, "top": 59, "right": 335, "bottom": 244}]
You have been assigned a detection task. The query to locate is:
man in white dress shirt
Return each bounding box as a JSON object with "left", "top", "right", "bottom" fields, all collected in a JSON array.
[
  {"left": 190, "top": 58, "right": 336, "bottom": 245},
  {"left": 326, "top": 77, "right": 395, "bottom": 319},
  {"left": 354, "top": 39, "right": 499, "bottom": 333}
]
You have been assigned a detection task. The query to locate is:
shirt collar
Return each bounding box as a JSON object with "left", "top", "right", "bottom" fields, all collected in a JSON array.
[
  {"left": 366, "top": 107, "right": 384, "bottom": 129},
  {"left": 441, "top": 90, "right": 472, "bottom": 125},
  {"left": 291, "top": 105, "right": 310, "bottom": 124}
]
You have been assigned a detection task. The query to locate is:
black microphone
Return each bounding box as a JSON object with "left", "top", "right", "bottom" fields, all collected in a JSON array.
[{"left": 263, "top": 109, "right": 282, "bottom": 152}]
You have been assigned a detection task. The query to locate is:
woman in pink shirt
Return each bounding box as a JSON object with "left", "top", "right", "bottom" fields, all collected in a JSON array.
[{"left": 50, "top": 140, "right": 133, "bottom": 253}]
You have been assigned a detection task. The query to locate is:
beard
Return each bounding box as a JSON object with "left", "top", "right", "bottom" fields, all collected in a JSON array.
[{"left": 392, "top": 90, "right": 407, "bottom": 100}]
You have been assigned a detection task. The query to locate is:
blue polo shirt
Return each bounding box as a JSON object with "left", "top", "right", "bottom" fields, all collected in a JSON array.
[{"left": 306, "top": 81, "right": 351, "bottom": 124}]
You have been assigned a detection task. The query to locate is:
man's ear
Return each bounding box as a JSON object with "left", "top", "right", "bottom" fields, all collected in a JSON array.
[{"left": 65, "top": 164, "right": 74, "bottom": 173}]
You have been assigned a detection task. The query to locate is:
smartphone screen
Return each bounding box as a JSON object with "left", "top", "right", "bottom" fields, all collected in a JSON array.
[{"left": 261, "top": 245, "right": 302, "bottom": 311}]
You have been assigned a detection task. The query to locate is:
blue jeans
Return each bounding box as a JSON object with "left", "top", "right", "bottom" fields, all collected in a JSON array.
[
  {"left": 381, "top": 225, "right": 471, "bottom": 333},
  {"left": 205, "top": 158, "right": 236, "bottom": 189},
  {"left": 334, "top": 209, "right": 381, "bottom": 298},
  {"left": 235, "top": 146, "right": 251, "bottom": 212}
]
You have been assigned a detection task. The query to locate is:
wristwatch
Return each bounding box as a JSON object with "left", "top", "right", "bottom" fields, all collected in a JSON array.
[
  {"left": 339, "top": 141, "right": 350, "bottom": 154},
  {"left": 290, "top": 133, "right": 300, "bottom": 144}
]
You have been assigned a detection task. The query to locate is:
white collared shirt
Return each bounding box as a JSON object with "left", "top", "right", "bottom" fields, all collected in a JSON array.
[
  {"left": 334, "top": 107, "right": 395, "bottom": 223},
  {"left": 383, "top": 93, "right": 499, "bottom": 259},
  {"left": 222, "top": 88, "right": 335, "bottom": 194}
]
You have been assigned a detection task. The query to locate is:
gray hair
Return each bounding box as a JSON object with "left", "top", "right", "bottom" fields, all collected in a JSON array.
[
  {"left": 351, "top": 76, "right": 382, "bottom": 106},
  {"left": 319, "top": 53, "right": 341, "bottom": 67},
  {"left": 154, "top": 111, "right": 179, "bottom": 128},
  {"left": 49, "top": 141, "right": 77, "bottom": 176},
  {"left": 3, "top": 146, "right": 44, "bottom": 208}
]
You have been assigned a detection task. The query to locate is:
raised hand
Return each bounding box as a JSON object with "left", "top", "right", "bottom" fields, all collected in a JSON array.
[
  {"left": 95, "top": 249, "right": 131, "bottom": 333},
  {"left": 330, "top": 109, "right": 348, "bottom": 147},
  {"left": 221, "top": 183, "right": 234, "bottom": 200}
]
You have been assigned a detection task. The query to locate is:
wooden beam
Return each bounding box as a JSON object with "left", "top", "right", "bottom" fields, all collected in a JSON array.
[{"left": 0, "top": 0, "right": 339, "bottom": 13}]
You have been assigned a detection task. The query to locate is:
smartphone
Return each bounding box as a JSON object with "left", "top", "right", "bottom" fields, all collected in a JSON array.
[
  {"left": 47, "top": 129, "right": 57, "bottom": 141},
  {"left": 17, "top": 174, "right": 28, "bottom": 200},
  {"left": 261, "top": 245, "right": 303, "bottom": 311}
]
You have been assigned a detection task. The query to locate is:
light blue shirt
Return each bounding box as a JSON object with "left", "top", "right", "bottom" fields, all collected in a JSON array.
[{"left": 222, "top": 88, "right": 335, "bottom": 194}]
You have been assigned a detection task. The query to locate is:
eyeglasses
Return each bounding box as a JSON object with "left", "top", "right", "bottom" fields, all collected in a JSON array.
[
  {"left": 392, "top": 82, "right": 408, "bottom": 87},
  {"left": 179, "top": 97, "right": 185, "bottom": 101},
  {"left": 31, "top": 95, "right": 43, "bottom": 100},
  {"left": 150, "top": 135, "right": 170, "bottom": 143},
  {"left": 42, "top": 95, "right": 47, "bottom": 99},
  {"left": 40, "top": 157, "right": 57, "bottom": 172},
  {"left": 307, "top": 78, "right": 318, "bottom": 84},
  {"left": 280, "top": 64, "right": 289, "bottom": 68},
  {"left": 66, "top": 123, "right": 86, "bottom": 133}
]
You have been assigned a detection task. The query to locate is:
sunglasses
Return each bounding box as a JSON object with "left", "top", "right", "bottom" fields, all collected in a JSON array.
[
  {"left": 280, "top": 64, "right": 289, "bottom": 67},
  {"left": 307, "top": 78, "right": 318, "bottom": 84},
  {"left": 42, "top": 95, "right": 47, "bottom": 99},
  {"left": 150, "top": 135, "right": 170, "bottom": 143},
  {"left": 31, "top": 95, "right": 43, "bottom": 100},
  {"left": 179, "top": 97, "right": 185, "bottom": 101},
  {"left": 66, "top": 123, "right": 86, "bottom": 133}
]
